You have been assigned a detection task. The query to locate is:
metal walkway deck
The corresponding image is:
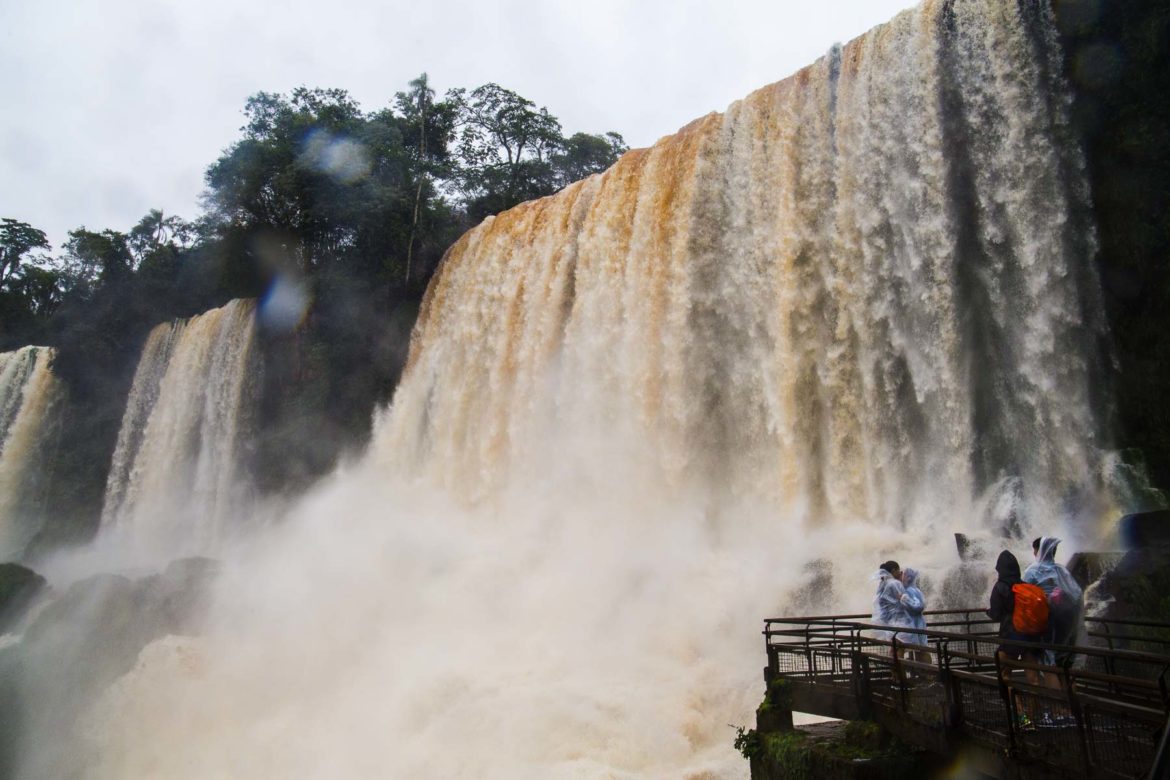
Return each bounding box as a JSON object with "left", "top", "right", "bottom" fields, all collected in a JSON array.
[{"left": 762, "top": 610, "right": 1170, "bottom": 779}]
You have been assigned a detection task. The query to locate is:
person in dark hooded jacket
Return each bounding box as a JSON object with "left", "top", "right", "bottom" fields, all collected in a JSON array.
[
  {"left": 987, "top": 549, "right": 1044, "bottom": 724},
  {"left": 987, "top": 550, "right": 1045, "bottom": 658}
]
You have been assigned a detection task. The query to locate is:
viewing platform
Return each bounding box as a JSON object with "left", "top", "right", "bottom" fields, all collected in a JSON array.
[{"left": 756, "top": 610, "right": 1170, "bottom": 779}]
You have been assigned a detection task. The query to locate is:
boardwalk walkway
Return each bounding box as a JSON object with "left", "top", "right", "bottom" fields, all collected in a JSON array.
[{"left": 762, "top": 610, "right": 1170, "bottom": 779}]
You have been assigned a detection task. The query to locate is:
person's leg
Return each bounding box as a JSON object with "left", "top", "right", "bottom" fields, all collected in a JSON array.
[
  {"left": 997, "top": 650, "right": 1022, "bottom": 721},
  {"left": 1023, "top": 652, "right": 1043, "bottom": 719},
  {"left": 1040, "top": 629, "right": 1060, "bottom": 691},
  {"left": 1044, "top": 625, "right": 1073, "bottom": 718},
  {"left": 996, "top": 649, "right": 1012, "bottom": 683},
  {"left": 907, "top": 644, "right": 929, "bottom": 679},
  {"left": 1024, "top": 657, "right": 1043, "bottom": 688},
  {"left": 1042, "top": 617, "right": 1078, "bottom": 718},
  {"left": 999, "top": 648, "right": 1036, "bottom": 724},
  {"left": 895, "top": 641, "right": 909, "bottom": 683}
]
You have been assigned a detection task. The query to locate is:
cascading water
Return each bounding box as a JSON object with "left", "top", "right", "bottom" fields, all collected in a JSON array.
[
  {"left": 100, "top": 299, "right": 259, "bottom": 555},
  {"left": 22, "top": 2, "right": 1136, "bottom": 778},
  {"left": 0, "top": 346, "right": 62, "bottom": 559},
  {"left": 376, "top": 0, "right": 1105, "bottom": 534}
]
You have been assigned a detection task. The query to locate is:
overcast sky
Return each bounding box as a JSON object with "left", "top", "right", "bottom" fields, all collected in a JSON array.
[{"left": 1, "top": 0, "right": 914, "bottom": 249}]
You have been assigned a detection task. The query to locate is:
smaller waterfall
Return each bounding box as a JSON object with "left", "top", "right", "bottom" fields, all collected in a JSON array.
[
  {"left": 101, "top": 299, "right": 259, "bottom": 555},
  {"left": 0, "top": 346, "right": 63, "bottom": 559}
]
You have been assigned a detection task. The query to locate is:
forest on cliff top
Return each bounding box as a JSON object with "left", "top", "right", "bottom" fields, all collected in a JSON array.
[{"left": 0, "top": 76, "right": 627, "bottom": 547}]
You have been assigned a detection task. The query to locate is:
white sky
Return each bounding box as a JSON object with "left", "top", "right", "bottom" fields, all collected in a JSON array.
[{"left": 1, "top": 0, "right": 915, "bottom": 249}]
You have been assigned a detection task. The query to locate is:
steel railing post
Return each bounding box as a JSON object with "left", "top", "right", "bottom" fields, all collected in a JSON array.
[
  {"left": 892, "top": 636, "right": 909, "bottom": 711},
  {"left": 1102, "top": 623, "right": 1118, "bottom": 682},
  {"left": 994, "top": 649, "right": 1019, "bottom": 755},
  {"left": 941, "top": 639, "right": 962, "bottom": 732},
  {"left": 1064, "top": 665, "right": 1093, "bottom": 774}
]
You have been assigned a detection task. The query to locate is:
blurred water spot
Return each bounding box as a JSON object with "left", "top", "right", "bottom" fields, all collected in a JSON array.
[
  {"left": 300, "top": 129, "right": 371, "bottom": 184},
  {"left": 259, "top": 273, "right": 311, "bottom": 333}
]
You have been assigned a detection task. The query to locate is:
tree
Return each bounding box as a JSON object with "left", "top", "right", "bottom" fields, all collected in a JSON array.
[
  {"left": 0, "top": 220, "right": 62, "bottom": 348},
  {"left": 128, "top": 209, "right": 192, "bottom": 264},
  {"left": 204, "top": 87, "right": 416, "bottom": 278},
  {"left": 61, "top": 229, "right": 133, "bottom": 291},
  {"left": 552, "top": 131, "right": 629, "bottom": 188},
  {"left": 1, "top": 218, "right": 50, "bottom": 287},
  {"left": 451, "top": 83, "right": 565, "bottom": 219},
  {"left": 395, "top": 73, "right": 458, "bottom": 283},
  {"left": 9, "top": 265, "right": 64, "bottom": 319},
  {"left": 448, "top": 85, "right": 629, "bottom": 221}
]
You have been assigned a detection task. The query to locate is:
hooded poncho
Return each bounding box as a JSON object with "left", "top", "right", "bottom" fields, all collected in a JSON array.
[
  {"left": 1023, "top": 536, "right": 1083, "bottom": 605},
  {"left": 899, "top": 568, "right": 928, "bottom": 647},
  {"left": 872, "top": 568, "right": 912, "bottom": 641},
  {"left": 1024, "top": 536, "right": 1085, "bottom": 659}
]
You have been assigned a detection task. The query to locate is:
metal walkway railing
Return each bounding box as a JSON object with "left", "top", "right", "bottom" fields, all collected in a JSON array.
[{"left": 763, "top": 610, "right": 1170, "bottom": 779}]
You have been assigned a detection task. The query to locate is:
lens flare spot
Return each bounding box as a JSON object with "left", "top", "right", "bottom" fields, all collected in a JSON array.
[
  {"left": 301, "top": 128, "right": 372, "bottom": 184},
  {"left": 259, "top": 274, "right": 311, "bottom": 333}
]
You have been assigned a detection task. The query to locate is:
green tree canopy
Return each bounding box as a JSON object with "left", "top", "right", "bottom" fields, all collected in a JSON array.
[
  {"left": 204, "top": 88, "right": 412, "bottom": 273},
  {"left": 60, "top": 228, "right": 134, "bottom": 292},
  {"left": 449, "top": 84, "right": 629, "bottom": 220},
  {"left": 128, "top": 209, "right": 193, "bottom": 263},
  {"left": 0, "top": 218, "right": 51, "bottom": 287},
  {"left": 451, "top": 83, "right": 565, "bottom": 219},
  {"left": 553, "top": 131, "right": 628, "bottom": 188},
  {"left": 0, "top": 219, "right": 62, "bottom": 348}
]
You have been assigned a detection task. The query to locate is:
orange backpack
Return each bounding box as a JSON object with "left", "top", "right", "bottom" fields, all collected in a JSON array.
[{"left": 1011, "top": 583, "right": 1050, "bottom": 635}]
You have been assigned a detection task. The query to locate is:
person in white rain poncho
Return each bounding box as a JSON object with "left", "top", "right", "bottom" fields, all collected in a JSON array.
[
  {"left": 899, "top": 568, "right": 932, "bottom": 665},
  {"left": 872, "top": 561, "right": 913, "bottom": 653},
  {"left": 1024, "top": 536, "right": 1084, "bottom": 667}
]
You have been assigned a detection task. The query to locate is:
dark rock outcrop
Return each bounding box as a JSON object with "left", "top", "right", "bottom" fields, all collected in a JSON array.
[
  {"left": 0, "top": 563, "right": 46, "bottom": 633},
  {"left": 1118, "top": 509, "right": 1170, "bottom": 549},
  {"left": 953, "top": 533, "right": 987, "bottom": 563},
  {"left": 0, "top": 556, "right": 219, "bottom": 777},
  {"left": 1067, "top": 551, "right": 1124, "bottom": 589}
]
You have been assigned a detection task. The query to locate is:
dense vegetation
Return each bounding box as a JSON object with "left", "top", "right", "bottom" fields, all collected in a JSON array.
[{"left": 0, "top": 77, "right": 627, "bottom": 549}]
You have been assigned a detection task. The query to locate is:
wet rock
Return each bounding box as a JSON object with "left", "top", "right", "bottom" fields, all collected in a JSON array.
[
  {"left": 953, "top": 533, "right": 986, "bottom": 562},
  {"left": 21, "top": 556, "right": 218, "bottom": 690},
  {"left": 1066, "top": 551, "right": 1123, "bottom": 589},
  {"left": 1, "top": 557, "right": 220, "bottom": 778},
  {"left": 1090, "top": 547, "right": 1170, "bottom": 624},
  {"left": 1118, "top": 509, "right": 1170, "bottom": 548},
  {"left": 0, "top": 563, "right": 46, "bottom": 633}
]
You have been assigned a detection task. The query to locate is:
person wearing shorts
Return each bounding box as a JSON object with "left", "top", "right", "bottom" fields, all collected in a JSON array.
[{"left": 987, "top": 550, "right": 1044, "bottom": 724}]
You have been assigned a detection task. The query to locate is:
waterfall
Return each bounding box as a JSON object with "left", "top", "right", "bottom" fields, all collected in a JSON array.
[
  {"left": 376, "top": 0, "right": 1106, "bottom": 535},
  {"left": 0, "top": 346, "right": 62, "bottom": 559},
  {"left": 100, "top": 299, "right": 259, "bottom": 554},
  {"left": 29, "top": 2, "right": 1135, "bottom": 779}
]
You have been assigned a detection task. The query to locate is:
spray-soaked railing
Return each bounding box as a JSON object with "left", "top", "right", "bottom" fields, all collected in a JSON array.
[
  {"left": 762, "top": 611, "right": 1170, "bottom": 779},
  {"left": 1085, "top": 616, "right": 1170, "bottom": 675}
]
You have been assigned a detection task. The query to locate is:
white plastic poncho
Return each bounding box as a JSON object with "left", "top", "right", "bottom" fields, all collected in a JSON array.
[
  {"left": 899, "top": 568, "right": 928, "bottom": 647},
  {"left": 872, "top": 569, "right": 912, "bottom": 641},
  {"left": 1024, "top": 536, "right": 1084, "bottom": 662},
  {"left": 1023, "top": 536, "right": 1084, "bottom": 605}
]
